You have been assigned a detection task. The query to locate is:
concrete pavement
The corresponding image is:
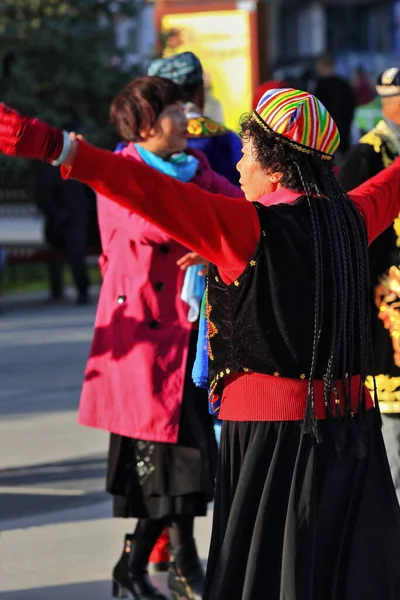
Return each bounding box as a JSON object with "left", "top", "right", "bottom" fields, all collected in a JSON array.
[{"left": 0, "top": 291, "right": 213, "bottom": 599}]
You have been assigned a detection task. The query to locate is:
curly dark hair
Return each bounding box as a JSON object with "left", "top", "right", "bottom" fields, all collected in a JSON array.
[
  {"left": 240, "top": 112, "right": 375, "bottom": 445},
  {"left": 239, "top": 113, "right": 331, "bottom": 192}
]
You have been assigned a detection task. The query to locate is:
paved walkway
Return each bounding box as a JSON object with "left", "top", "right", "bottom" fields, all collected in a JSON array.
[{"left": 0, "top": 294, "right": 212, "bottom": 598}]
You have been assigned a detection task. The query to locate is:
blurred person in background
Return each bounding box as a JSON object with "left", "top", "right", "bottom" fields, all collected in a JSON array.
[
  {"left": 36, "top": 161, "right": 93, "bottom": 304},
  {"left": 353, "top": 65, "right": 375, "bottom": 107},
  {"left": 80, "top": 76, "right": 240, "bottom": 600},
  {"left": 148, "top": 52, "right": 242, "bottom": 187},
  {"left": 203, "top": 72, "right": 224, "bottom": 124},
  {"left": 351, "top": 95, "right": 381, "bottom": 143},
  {"left": 312, "top": 51, "right": 355, "bottom": 159},
  {"left": 339, "top": 67, "right": 400, "bottom": 495}
]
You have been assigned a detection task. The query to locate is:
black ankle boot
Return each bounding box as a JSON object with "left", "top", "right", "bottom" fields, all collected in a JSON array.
[
  {"left": 167, "top": 539, "right": 204, "bottom": 600},
  {"left": 112, "top": 534, "right": 168, "bottom": 599}
]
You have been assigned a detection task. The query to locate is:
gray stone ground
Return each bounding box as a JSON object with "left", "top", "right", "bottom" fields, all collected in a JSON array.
[{"left": 0, "top": 290, "right": 213, "bottom": 599}]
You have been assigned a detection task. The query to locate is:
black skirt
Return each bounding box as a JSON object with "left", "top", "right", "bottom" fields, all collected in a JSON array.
[
  {"left": 106, "top": 332, "right": 218, "bottom": 520},
  {"left": 204, "top": 409, "right": 400, "bottom": 600}
]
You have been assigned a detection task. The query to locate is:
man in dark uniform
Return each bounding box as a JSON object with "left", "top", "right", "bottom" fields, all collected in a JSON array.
[{"left": 339, "top": 67, "right": 400, "bottom": 494}]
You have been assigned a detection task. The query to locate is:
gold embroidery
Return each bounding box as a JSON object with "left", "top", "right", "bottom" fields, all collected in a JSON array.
[
  {"left": 187, "top": 119, "right": 203, "bottom": 136},
  {"left": 375, "top": 267, "right": 400, "bottom": 368},
  {"left": 187, "top": 116, "right": 228, "bottom": 138},
  {"left": 394, "top": 217, "right": 400, "bottom": 248},
  {"left": 249, "top": 260, "right": 256, "bottom": 266},
  {"left": 359, "top": 131, "right": 383, "bottom": 154},
  {"left": 360, "top": 120, "right": 400, "bottom": 169},
  {"left": 366, "top": 374, "right": 400, "bottom": 413},
  {"left": 300, "top": 373, "right": 306, "bottom": 379},
  {"left": 273, "top": 371, "right": 280, "bottom": 377},
  {"left": 215, "top": 276, "right": 219, "bottom": 282},
  {"left": 226, "top": 368, "right": 231, "bottom": 374},
  {"left": 234, "top": 280, "right": 240, "bottom": 287}
]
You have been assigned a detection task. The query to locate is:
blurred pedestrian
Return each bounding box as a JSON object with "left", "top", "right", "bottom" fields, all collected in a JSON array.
[
  {"left": 148, "top": 52, "right": 242, "bottom": 186},
  {"left": 353, "top": 65, "right": 375, "bottom": 107},
  {"left": 339, "top": 66, "right": 400, "bottom": 494},
  {"left": 36, "top": 162, "right": 92, "bottom": 304},
  {"left": 313, "top": 52, "right": 355, "bottom": 159},
  {"left": 203, "top": 72, "right": 225, "bottom": 124},
  {"left": 351, "top": 95, "right": 381, "bottom": 142}
]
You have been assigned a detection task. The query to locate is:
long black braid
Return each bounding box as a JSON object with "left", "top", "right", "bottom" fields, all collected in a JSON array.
[{"left": 240, "top": 116, "right": 374, "bottom": 445}]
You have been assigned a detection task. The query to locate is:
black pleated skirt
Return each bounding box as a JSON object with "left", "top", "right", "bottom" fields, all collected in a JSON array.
[
  {"left": 204, "top": 408, "right": 400, "bottom": 600},
  {"left": 106, "top": 332, "right": 218, "bottom": 520}
]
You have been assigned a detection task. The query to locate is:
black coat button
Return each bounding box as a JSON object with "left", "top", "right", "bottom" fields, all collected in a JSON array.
[
  {"left": 117, "top": 295, "right": 126, "bottom": 304},
  {"left": 154, "top": 282, "right": 164, "bottom": 291},
  {"left": 149, "top": 319, "right": 160, "bottom": 329},
  {"left": 159, "top": 244, "right": 169, "bottom": 254}
]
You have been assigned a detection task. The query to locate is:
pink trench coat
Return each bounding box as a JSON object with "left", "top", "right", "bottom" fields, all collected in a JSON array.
[{"left": 78, "top": 143, "right": 242, "bottom": 443}]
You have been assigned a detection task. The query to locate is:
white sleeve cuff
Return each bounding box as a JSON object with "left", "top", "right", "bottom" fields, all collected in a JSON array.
[{"left": 51, "top": 131, "right": 71, "bottom": 166}]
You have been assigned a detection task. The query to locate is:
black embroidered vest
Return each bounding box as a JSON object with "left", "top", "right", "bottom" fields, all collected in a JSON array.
[{"left": 207, "top": 198, "right": 364, "bottom": 413}]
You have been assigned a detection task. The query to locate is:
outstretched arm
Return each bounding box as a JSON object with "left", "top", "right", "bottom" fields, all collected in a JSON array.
[
  {"left": 0, "top": 103, "right": 259, "bottom": 275},
  {"left": 348, "top": 157, "right": 400, "bottom": 244},
  {"left": 61, "top": 139, "right": 260, "bottom": 271}
]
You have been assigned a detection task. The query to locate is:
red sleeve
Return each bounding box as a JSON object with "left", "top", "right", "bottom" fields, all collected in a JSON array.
[
  {"left": 348, "top": 157, "right": 400, "bottom": 245},
  {"left": 61, "top": 140, "right": 259, "bottom": 277}
]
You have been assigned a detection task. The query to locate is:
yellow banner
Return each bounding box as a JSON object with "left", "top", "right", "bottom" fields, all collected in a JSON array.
[{"left": 161, "top": 10, "right": 252, "bottom": 132}]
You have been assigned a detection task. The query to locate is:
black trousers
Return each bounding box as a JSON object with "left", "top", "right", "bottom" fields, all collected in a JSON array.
[{"left": 48, "top": 223, "right": 89, "bottom": 299}]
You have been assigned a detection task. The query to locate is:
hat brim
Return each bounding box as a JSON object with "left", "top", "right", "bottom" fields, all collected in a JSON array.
[{"left": 376, "top": 85, "right": 400, "bottom": 97}]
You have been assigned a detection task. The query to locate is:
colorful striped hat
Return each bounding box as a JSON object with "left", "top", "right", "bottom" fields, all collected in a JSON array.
[{"left": 254, "top": 88, "right": 340, "bottom": 160}]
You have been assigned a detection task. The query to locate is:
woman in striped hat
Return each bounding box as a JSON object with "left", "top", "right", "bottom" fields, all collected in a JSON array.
[{"left": 1, "top": 88, "right": 400, "bottom": 598}]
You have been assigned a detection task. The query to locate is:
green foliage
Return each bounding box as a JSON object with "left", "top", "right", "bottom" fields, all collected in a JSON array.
[{"left": 0, "top": 0, "right": 145, "bottom": 175}]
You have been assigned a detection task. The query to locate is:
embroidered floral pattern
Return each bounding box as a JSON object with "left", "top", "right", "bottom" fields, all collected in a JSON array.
[
  {"left": 366, "top": 374, "right": 400, "bottom": 412},
  {"left": 375, "top": 266, "right": 400, "bottom": 368},
  {"left": 134, "top": 440, "right": 155, "bottom": 484},
  {"left": 206, "top": 309, "right": 218, "bottom": 361},
  {"left": 187, "top": 116, "right": 228, "bottom": 138}
]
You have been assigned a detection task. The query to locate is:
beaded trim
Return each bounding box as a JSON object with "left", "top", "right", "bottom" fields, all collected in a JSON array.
[{"left": 252, "top": 111, "right": 333, "bottom": 161}]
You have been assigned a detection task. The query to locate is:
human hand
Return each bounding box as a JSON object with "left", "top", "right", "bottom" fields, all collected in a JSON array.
[
  {"left": 0, "top": 103, "right": 64, "bottom": 162},
  {"left": 177, "top": 252, "right": 209, "bottom": 276}
]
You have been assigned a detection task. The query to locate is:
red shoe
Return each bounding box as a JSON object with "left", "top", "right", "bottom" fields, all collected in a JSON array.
[{"left": 148, "top": 528, "right": 170, "bottom": 573}]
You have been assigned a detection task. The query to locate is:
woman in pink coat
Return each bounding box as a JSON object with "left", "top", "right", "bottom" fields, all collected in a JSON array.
[{"left": 78, "top": 76, "right": 242, "bottom": 600}]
